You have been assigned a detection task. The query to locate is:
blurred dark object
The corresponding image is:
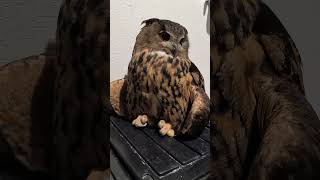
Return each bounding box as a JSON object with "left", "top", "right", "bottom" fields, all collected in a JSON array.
[
  {"left": 0, "top": 0, "right": 110, "bottom": 178},
  {"left": 51, "top": 0, "right": 109, "bottom": 179},
  {"left": 0, "top": 48, "right": 55, "bottom": 179},
  {"left": 210, "top": 0, "right": 320, "bottom": 179}
]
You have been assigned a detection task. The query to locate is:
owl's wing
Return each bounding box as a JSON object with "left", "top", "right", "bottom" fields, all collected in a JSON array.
[
  {"left": 189, "top": 62, "right": 205, "bottom": 90},
  {"left": 178, "top": 62, "right": 210, "bottom": 137}
]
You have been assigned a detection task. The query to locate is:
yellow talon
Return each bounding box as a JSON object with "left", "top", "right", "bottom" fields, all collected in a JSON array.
[
  {"left": 158, "top": 120, "right": 166, "bottom": 128},
  {"left": 167, "top": 129, "right": 175, "bottom": 137}
]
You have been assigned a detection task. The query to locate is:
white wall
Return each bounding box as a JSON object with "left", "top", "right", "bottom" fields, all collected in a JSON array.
[{"left": 110, "top": 0, "right": 210, "bottom": 94}]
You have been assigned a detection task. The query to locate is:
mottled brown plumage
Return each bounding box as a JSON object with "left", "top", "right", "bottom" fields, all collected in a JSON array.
[
  {"left": 210, "top": 0, "right": 320, "bottom": 180},
  {"left": 112, "top": 19, "right": 209, "bottom": 137}
]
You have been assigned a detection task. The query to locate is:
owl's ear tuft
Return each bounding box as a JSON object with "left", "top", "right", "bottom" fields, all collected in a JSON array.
[{"left": 141, "top": 18, "right": 160, "bottom": 27}]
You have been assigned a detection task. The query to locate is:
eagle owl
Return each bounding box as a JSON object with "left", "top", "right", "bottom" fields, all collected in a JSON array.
[{"left": 125, "top": 18, "right": 209, "bottom": 137}]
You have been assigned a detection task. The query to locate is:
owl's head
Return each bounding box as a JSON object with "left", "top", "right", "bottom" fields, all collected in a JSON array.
[{"left": 133, "top": 18, "right": 189, "bottom": 58}]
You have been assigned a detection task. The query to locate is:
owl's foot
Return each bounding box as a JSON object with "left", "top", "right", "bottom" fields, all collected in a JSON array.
[
  {"left": 158, "top": 120, "right": 175, "bottom": 137},
  {"left": 132, "top": 115, "right": 149, "bottom": 127}
]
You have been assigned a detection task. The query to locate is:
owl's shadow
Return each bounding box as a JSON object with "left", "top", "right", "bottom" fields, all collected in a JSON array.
[{"left": 204, "top": 0, "right": 210, "bottom": 35}]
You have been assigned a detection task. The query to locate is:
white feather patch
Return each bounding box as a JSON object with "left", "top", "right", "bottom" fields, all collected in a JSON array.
[{"left": 150, "top": 51, "right": 173, "bottom": 59}]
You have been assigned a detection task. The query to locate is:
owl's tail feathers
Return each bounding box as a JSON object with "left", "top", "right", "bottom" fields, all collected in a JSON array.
[
  {"left": 108, "top": 78, "right": 128, "bottom": 117},
  {"left": 179, "top": 86, "right": 210, "bottom": 138}
]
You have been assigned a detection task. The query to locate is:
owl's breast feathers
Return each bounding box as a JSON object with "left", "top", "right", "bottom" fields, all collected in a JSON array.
[
  {"left": 124, "top": 49, "right": 209, "bottom": 137},
  {"left": 128, "top": 49, "right": 193, "bottom": 89}
]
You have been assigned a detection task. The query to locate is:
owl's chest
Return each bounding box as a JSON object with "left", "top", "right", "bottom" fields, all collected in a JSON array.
[
  {"left": 128, "top": 51, "right": 191, "bottom": 89},
  {"left": 126, "top": 50, "right": 193, "bottom": 120}
]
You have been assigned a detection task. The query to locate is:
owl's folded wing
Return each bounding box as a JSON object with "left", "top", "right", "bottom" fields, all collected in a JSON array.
[
  {"left": 189, "top": 62, "right": 205, "bottom": 89},
  {"left": 178, "top": 62, "right": 210, "bottom": 137},
  {"left": 179, "top": 85, "right": 210, "bottom": 137}
]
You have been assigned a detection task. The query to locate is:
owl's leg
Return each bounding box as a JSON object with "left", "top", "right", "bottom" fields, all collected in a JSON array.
[
  {"left": 132, "top": 115, "right": 149, "bottom": 127},
  {"left": 158, "top": 120, "right": 175, "bottom": 137}
]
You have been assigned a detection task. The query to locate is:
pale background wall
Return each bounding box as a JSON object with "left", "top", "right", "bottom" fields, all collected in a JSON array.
[{"left": 110, "top": 0, "right": 211, "bottom": 94}]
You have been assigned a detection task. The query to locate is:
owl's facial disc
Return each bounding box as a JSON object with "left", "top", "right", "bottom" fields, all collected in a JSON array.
[
  {"left": 158, "top": 31, "right": 179, "bottom": 57},
  {"left": 161, "top": 41, "right": 178, "bottom": 57}
]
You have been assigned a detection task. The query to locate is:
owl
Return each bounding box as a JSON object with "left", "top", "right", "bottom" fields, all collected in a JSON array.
[{"left": 125, "top": 18, "right": 209, "bottom": 137}]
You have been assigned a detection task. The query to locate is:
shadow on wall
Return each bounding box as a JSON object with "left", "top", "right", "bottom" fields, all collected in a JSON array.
[{"left": 204, "top": 0, "right": 210, "bottom": 35}]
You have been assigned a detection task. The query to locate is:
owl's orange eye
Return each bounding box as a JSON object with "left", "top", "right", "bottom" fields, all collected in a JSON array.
[{"left": 159, "top": 31, "right": 170, "bottom": 41}]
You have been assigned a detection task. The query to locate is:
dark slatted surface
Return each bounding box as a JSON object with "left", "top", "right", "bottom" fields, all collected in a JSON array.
[
  {"left": 200, "top": 127, "right": 210, "bottom": 142},
  {"left": 110, "top": 123, "right": 150, "bottom": 180},
  {"left": 143, "top": 128, "right": 200, "bottom": 165},
  {"left": 110, "top": 116, "right": 210, "bottom": 180},
  {"left": 177, "top": 137, "right": 209, "bottom": 156},
  {"left": 110, "top": 149, "right": 132, "bottom": 180}
]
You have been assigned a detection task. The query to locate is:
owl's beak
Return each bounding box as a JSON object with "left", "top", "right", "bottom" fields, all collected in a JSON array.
[{"left": 171, "top": 46, "right": 177, "bottom": 57}]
